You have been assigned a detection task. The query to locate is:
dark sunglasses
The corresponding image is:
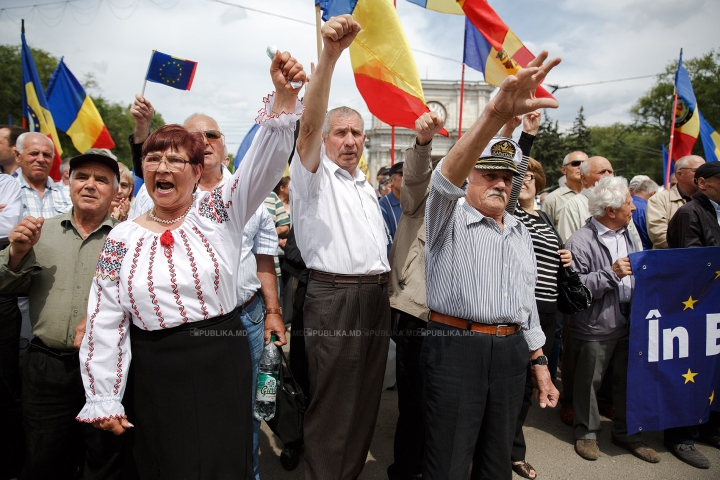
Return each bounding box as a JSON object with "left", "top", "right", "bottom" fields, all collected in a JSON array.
[
  {"left": 564, "top": 160, "right": 584, "bottom": 168},
  {"left": 195, "top": 130, "right": 224, "bottom": 140}
]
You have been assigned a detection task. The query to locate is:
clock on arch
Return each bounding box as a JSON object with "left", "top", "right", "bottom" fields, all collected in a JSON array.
[{"left": 427, "top": 101, "right": 447, "bottom": 122}]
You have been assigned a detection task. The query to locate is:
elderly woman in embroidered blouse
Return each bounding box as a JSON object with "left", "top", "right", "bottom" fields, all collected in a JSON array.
[{"left": 75, "top": 52, "right": 305, "bottom": 477}]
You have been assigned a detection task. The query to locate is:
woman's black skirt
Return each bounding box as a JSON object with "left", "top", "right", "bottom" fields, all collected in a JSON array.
[{"left": 128, "top": 310, "right": 253, "bottom": 479}]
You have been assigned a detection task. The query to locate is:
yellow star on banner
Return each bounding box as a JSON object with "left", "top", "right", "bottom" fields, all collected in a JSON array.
[
  {"left": 711, "top": 391, "right": 715, "bottom": 405},
  {"left": 715, "top": 271, "right": 720, "bottom": 280},
  {"left": 682, "top": 296, "right": 698, "bottom": 310},
  {"left": 682, "top": 368, "right": 698, "bottom": 384}
]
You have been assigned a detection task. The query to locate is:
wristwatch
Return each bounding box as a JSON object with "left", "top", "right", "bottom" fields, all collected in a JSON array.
[{"left": 530, "top": 355, "right": 548, "bottom": 366}]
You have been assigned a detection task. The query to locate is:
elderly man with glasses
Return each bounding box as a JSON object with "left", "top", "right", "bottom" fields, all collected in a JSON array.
[
  {"left": 646, "top": 155, "right": 706, "bottom": 249},
  {"left": 540, "top": 150, "right": 588, "bottom": 228}
]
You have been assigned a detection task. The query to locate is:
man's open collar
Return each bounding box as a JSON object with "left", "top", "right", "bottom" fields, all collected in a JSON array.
[{"left": 322, "top": 154, "right": 367, "bottom": 184}]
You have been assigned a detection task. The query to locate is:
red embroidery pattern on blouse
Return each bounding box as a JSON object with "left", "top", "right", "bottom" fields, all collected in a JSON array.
[
  {"left": 147, "top": 237, "right": 166, "bottom": 328},
  {"left": 180, "top": 229, "right": 209, "bottom": 320},
  {"left": 198, "top": 187, "right": 229, "bottom": 224},
  {"left": 191, "top": 226, "right": 223, "bottom": 314},
  {"left": 95, "top": 238, "right": 128, "bottom": 281},
  {"left": 84, "top": 279, "right": 103, "bottom": 395},
  {"left": 166, "top": 243, "right": 189, "bottom": 323},
  {"left": 113, "top": 311, "right": 128, "bottom": 395},
  {"left": 127, "top": 237, "right": 147, "bottom": 330}
]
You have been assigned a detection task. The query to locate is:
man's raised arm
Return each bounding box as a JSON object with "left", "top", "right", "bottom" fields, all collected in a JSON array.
[
  {"left": 440, "top": 51, "right": 561, "bottom": 187},
  {"left": 296, "top": 14, "right": 361, "bottom": 173}
]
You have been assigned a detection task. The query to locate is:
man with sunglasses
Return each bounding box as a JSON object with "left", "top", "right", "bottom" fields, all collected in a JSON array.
[
  {"left": 541, "top": 151, "right": 587, "bottom": 228},
  {"left": 646, "top": 155, "right": 705, "bottom": 249},
  {"left": 127, "top": 97, "right": 286, "bottom": 479}
]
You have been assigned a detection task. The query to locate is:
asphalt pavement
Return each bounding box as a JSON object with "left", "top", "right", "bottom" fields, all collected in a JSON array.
[{"left": 258, "top": 363, "right": 720, "bottom": 479}]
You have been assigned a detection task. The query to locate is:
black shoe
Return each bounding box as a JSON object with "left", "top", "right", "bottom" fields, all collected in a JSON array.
[
  {"left": 697, "top": 434, "right": 720, "bottom": 449},
  {"left": 666, "top": 443, "right": 710, "bottom": 469},
  {"left": 280, "top": 446, "right": 301, "bottom": 470}
]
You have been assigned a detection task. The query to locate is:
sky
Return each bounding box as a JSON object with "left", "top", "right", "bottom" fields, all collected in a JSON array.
[{"left": 1, "top": 0, "right": 719, "bottom": 153}]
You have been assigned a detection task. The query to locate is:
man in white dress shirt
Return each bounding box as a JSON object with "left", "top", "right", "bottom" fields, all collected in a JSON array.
[{"left": 291, "top": 14, "right": 391, "bottom": 480}]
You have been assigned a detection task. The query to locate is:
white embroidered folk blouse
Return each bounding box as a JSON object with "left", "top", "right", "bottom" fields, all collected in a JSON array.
[{"left": 76, "top": 94, "right": 303, "bottom": 423}]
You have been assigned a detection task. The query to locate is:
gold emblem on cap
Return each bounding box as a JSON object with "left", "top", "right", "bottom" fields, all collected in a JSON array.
[{"left": 491, "top": 140, "right": 516, "bottom": 160}]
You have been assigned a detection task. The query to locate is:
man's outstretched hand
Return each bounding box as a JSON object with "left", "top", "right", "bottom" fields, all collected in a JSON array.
[{"left": 489, "top": 51, "right": 561, "bottom": 123}]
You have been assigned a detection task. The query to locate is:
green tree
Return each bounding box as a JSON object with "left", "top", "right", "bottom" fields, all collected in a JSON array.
[
  {"left": 533, "top": 112, "right": 567, "bottom": 189},
  {"left": 566, "top": 106, "right": 591, "bottom": 153},
  {"left": 0, "top": 44, "right": 164, "bottom": 168},
  {"left": 587, "top": 124, "right": 664, "bottom": 183},
  {"left": 630, "top": 49, "right": 720, "bottom": 158},
  {"left": 0, "top": 44, "right": 58, "bottom": 125}
]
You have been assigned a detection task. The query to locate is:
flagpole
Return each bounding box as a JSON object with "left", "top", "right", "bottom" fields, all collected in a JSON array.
[
  {"left": 667, "top": 93, "right": 679, "bottom": 189},
  {"left": 391, "top": 126, "right": 395, "bottom": 165},
  {"left": 459, "top": 63, "right": 465, "bottom": 139},
  {"left": 315, "top": 5, "right": 322, "bottom": 61},
  {"left": 140, "top": 50, "right": 156, "bottom": 97},
  {"left": 666, "top": 48, "right": 683, "bottom": 189},
  {"left": 21, "top": 19, "right": 26, "bottom": 129}
]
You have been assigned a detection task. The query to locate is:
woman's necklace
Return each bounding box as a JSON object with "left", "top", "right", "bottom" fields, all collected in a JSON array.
[{"left": 149, "top": 203, "right": 193, "bottom": 225}]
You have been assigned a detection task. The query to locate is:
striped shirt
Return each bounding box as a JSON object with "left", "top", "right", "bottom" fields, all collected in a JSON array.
[
  {"left": 513, "top": 208, "right": 561, "bottom": 313},
  {"left": 263, "top": 191, "right": 290, "bottom": 276},
  {"left": 425, "top": 162, "right": 545, "bottom": 351},
  {"left": 236, "top": 205, "right": 279, "bottom": 305},
  {"left": 16, "top": 174, "right": 71, "bottom": 219}
]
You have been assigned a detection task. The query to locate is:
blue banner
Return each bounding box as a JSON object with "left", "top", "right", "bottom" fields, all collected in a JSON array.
[{"left": 627, "top": 247, "right": 720, "bottom": 433}]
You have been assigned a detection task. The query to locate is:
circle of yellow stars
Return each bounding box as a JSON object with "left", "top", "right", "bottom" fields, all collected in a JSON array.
[{"left": 158, "top": 60, "right": 183, "bottom": 85}]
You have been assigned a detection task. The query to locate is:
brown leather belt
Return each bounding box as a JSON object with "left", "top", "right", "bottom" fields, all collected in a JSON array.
[
  {"left": 430, "top": 311, "right": 521, "bottom": 337},
  {"left": 237, "top": 294, "right": 256, "bottom": 312},
  {"left": 310, "top": 270, "right": 389, "bottom": 285}
]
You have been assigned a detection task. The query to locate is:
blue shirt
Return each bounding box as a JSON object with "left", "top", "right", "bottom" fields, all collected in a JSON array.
[
  {"left": 631, "top": 195, "right": 652, "bottom": 251},
  {"left": 709, "top": 198, "right": 720, "bottom": 226},
  {"left": 379, "top": 190, "right": 402, "bottom": 256}
]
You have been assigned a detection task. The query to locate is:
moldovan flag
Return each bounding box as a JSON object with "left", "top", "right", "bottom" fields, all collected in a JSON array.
[
  {"left": 459, "top": 0, "right": 553, "bottom": 98},
  {"left": 46, "top": 58, "right": 115, "bottom": 153},
  {"left": 405, "top": 0, "right": 463, "bottom": 15},
  {"left": 672, "top": 51, "right": 700, "bottom": 160},
  {"left": 320, "top": 0, "right": 445, "bottom": 133},
  {"left": 21, "top": 30, "right": 63, "bottom": 181}
]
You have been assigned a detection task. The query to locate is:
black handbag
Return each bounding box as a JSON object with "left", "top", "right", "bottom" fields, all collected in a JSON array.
[
  {"left": 537, "top": 210, "right": 592, "bottom": 315},
  {"left": 556, "top": 264, "right": 592, "bottom": 315},
  {"left": 266, "top": 348, "right": 306, "bottom": 446}
]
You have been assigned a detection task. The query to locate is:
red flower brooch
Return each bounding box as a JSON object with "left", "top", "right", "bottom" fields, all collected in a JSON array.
[{"left": 160, "top": 230, "right": 174, "bottom": 258}]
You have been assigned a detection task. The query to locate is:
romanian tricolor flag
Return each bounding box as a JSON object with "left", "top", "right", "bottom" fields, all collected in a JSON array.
[
  {"left": 21, "top": 29, "right": 63, "bottom": 181},
  {"left": 406, "top": 0, "right": 463, "bottom": 15},
  {"left": 672, "top": 51, "right": 699, "bottom": 161},
  {"left": 459, "top": 0, "right": 552, "bottom": 98},
  {"left": 320, "top": 0, "right": 444, "bottom": 133},
  {"left": 46, "top": 58, "right": 115, "bottom": 153}
]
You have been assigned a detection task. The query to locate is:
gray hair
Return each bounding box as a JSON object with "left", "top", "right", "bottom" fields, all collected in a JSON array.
[
  {"left": 588, "top": 176, "right": 629, "bottom": 218},
  {"left": 59, "top": 158, "right": 71, "bottom": 175},
  {"left": 674, "top": 155, "right": 704, "bottom": 171},
  {"left": 322, "top": 107, "right": 364, "bottom": 137},
  {"left": 632, "top": 177, "right": 658, "bottom": 196},
  {"left": 579, "top": 160, "right": 592, "bottom": 176},
  {"left": 15, "top": 132, "right": 54, "bottom": 154}
]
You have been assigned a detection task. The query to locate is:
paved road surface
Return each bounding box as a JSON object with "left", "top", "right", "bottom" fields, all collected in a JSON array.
[{"left": 259, "top": 372, "right": 719, "bottom": 479}]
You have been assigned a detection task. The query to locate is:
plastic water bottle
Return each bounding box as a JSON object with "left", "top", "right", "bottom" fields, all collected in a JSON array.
[{"left": 253, "top": 335, "right": 280, "bottom": 421}]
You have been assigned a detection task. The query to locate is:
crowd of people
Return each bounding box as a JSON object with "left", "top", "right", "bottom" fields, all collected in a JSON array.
[{"left": 0, "top": 13, "right": 719, "bottom": 480}]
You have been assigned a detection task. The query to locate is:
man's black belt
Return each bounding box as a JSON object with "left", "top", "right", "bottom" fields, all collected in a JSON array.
[
  {"left": 310, "top": 270, "right": 389, "bottom": 285},
  {"left": 30, "top": 337, "right": 77, "bottom": 357}
]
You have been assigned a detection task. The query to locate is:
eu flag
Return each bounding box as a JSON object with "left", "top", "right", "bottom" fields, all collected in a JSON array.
[
  {"left": 145, "top": 51, "right": 198, "bottom": 91},
  {"left": 627, "top": 247, "right": 720, "bottom": 433}
]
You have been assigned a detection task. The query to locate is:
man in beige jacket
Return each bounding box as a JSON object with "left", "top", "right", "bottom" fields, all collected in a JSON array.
[
  {"left": 646, "top": 155, "right": 705, "bottom": 249},
  {"left": 387, "top": 111, "right": 445, "bottom": 480}
]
